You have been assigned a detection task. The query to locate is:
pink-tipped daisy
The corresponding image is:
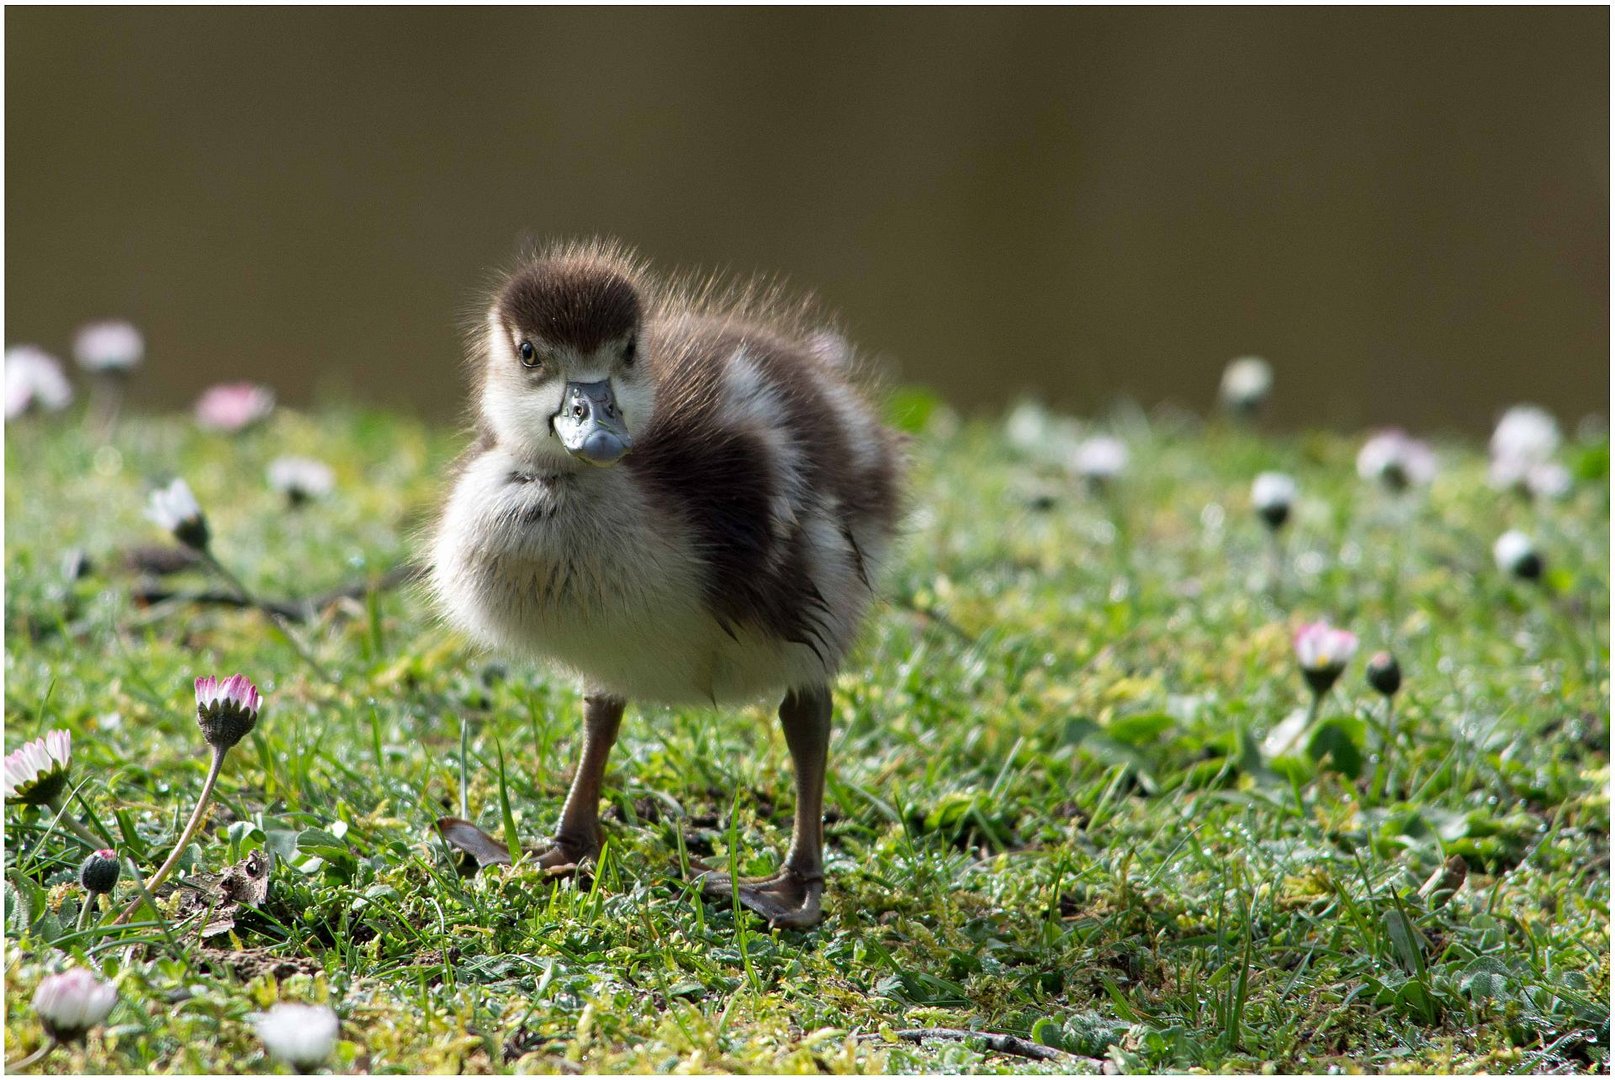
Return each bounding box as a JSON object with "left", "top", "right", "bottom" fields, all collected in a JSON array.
[
  {"left": 267, "top": 456, "right": 335, "bottom": 505},
  {"left": 1293, "top": 621, "right": 1358, "bottom": 696},
  {"left": 3, "top": 731, "right": 72, "bottom": 806},
  {"left": 5, "top": 345, "right": 74, "bottom": 419},
  {"left": 31, "top": 962, "right": 117, "bottom": 1039},
  {"left": 195, "top": 382, "right": 275, "bottom": 433},
  {"left": 72, "top": 321, "right": 144, "bottom": 373},
  {"left": 1356, "top": 429, "right": 1437, "bottom": 491},
  {"left": 32, "top": 968, "right": 117, "bottom": 1044},
  {"left": 195, "top": 674, "right": 264, "bottom": 750}
]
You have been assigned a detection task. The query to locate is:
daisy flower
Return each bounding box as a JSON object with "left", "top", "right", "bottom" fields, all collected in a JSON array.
[
  {"left": 267, "top": 456, "right": 335, "bottom": 505},
  {"left": 1219, "top": 356, "right": 1273, "bottom": 415},
  {"left": 3, "top": 731, "right": 72, "bottom": 806},
  {"left": 195, "top": 382, "right": 275, "bottom": 433},
  {"left": 1070, "top": 435, "right": 1128, "bottom": 484},
  {"left": 32, "top": 968, "right": 117, "bottom": 1044},
  {"left": 5, "top": 345, "right": 74, "bottom": 419},
  {"left": 1489, "top": 404, "right": 1561, "bottom": 466},
  {"left": 253, "top": 1003, "right": 340, "bottom": 1071},
  {"left": 1251, "top": 471, "right": 1297, "bottom": 530},
  {"left": 1493, "top": 530, "right": 1543, "bottom": 581},
  {"left": 146, "top": 478, "right": 211, "bottom": 552},
  {"left": 73, "top": 321, "right": 144, "bottom": 373},
  {"left": 195, "top": 673, "right": 264, "bottom": 751},
  {"left": 1293, "top": 621, "right": 1358, "bottom": 698},
  {"left": 1356, "top": 430, "right": 1436, "bottom": 491}
]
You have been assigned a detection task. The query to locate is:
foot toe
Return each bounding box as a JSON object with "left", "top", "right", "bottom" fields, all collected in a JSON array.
[{"left": 535, "top": 842, "right": 596, "bottom": 876}]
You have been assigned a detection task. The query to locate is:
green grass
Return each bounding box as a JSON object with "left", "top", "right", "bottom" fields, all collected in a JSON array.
[{"left": 4, "top": 400, "right": 1609, "bottom": 1073}]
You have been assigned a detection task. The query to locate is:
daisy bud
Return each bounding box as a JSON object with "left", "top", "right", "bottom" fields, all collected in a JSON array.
[
  {"left": 195, "top": 674, "right": 264, "bottom": 751},
  {"left": 1251, "top": 471, "right": 1297, "bottom": 530},
  {"left": 1219, "top": 356, "right": 1273, "bottom": 415},
  {"left": 3, "top": 730, "right": 72, "bottom": 807},
  {"left": 72, "top": 320, "right": 144, "bottom": 374},
  {"left": 145, "top": 478, "right": 211, "bottom": 552},
  {"left": 195, "top": 382, "right": 276, "bottom": 434},
  {"left": 79, "top": 849, "right": 121, "bottom": 896},
  {"left": 267, "top": 456, "right": 335, "bottom": 506},
  {"left": 1293, "top": 621, "right": 1359, "bottom": 697},
  {"left": 1493, "top": 530, "right": 1543, "bottom": 582},
  {"left": 1366, "top": 651, "right": 1402, "bottom": 698},
  {"left": 32, "top": 968, "right": 117, "bottom": 1043},
  {"left": 253, "top": 1002, "right": 340, "bottom": 1072}
]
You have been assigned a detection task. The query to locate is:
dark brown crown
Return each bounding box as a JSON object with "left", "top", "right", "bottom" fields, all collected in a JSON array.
[{"left": 496, "top": 258, "right": 642, "bottom": 353}]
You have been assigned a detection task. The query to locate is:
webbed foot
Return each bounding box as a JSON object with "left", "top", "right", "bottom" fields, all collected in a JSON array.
[
  {"left": 436, "top": 817, "right": 595, "bottom": 876},
  {"left": 697, "top": 866, "right": 823, "bottom": 929}
]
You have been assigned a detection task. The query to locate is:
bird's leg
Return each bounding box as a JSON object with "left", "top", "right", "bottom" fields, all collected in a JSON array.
[
  {"left": 699, "top": 683, "right": 830, "bottom": 928},
  {"left": 537, "top": 694, "right": 624, "bottom": 872}
]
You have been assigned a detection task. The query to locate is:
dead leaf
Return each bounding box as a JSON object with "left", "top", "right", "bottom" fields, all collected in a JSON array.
[{"left": 174, "top": 849, "right": 273, "bottom": 939}]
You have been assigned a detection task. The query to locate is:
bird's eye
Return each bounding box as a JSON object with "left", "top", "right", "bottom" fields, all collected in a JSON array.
[
  {"left": 518, "top": 340, "right": 537, "bottom": 367},
  {"left": 623, "top": 338, "right": 637, "bottom": 368}
]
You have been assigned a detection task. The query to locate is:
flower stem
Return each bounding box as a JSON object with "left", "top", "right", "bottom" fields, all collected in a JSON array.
[
  {"left": 198, "top": 550, "right": 337, "bottom": 684},
  {"left": 44, "top": 795, "right": 109, "bottom": 851},
  {"left": 459, "top": 714, "right": 472, "bottom": 819},
  {"left": 56, "top": 813, "right": 104, "bottom": 850},
  {"left": 1367, "top": 698, "right": 1397, "bottom": 805},
  {"left": 1267, "top": 532, "right": 1286, "bottom": 601},
  {"left": 6, "top": 1038, "right": 59, "bottom": 1071},
  {"left": 111, "top": 746, "right": 227, "bottom": 926},
  {"left": 87, "top": 371, "right": 125, "bottom": 439}
]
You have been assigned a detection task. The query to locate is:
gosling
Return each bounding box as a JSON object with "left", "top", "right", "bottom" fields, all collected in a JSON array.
[{"left": 428, "top": 239, "right": 904, "bottom": 927}]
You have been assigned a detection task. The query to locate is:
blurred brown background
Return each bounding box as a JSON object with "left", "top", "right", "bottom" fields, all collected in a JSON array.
[{"left": 5, "top": 7, "right": 1608, "bottom": 432}]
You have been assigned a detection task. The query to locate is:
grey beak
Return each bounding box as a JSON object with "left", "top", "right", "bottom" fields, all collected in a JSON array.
[{"left": 552, "top": 380, "right": 632, "bottom": 466}]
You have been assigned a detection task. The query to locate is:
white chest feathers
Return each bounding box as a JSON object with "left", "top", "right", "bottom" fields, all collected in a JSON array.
[{"left": 429, "top": 449, "right": 828, "bottom": 704}]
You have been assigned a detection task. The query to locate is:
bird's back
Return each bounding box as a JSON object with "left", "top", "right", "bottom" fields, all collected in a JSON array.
[{"left": 628, "top": 306, "right": 903, "bottom": 676}]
